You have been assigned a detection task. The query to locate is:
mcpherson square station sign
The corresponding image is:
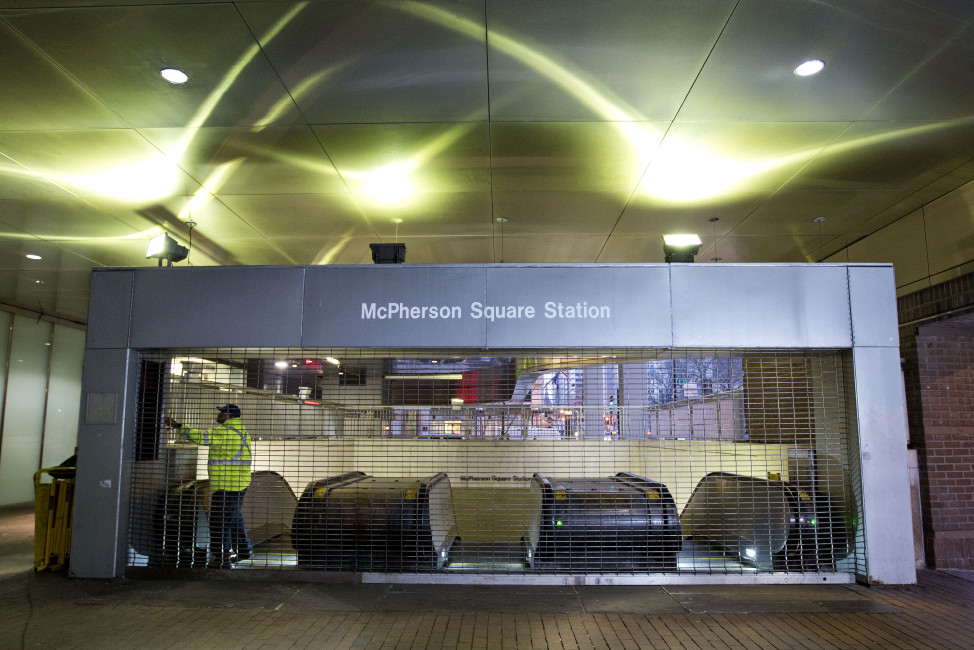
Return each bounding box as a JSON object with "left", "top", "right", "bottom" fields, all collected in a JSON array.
[
  {"left": 98, "top": 263, "right": 872, "bottom": 350},
  {"left": 361, "top": 299, "right": 612, "bottom": 322}
]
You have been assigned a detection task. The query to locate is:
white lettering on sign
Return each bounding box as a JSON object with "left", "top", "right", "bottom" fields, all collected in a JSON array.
[
  {"left": 360, "top": 300, "right": 611, "bottom": 321},
  {"left": 543, "top": 301, "right": 611, "bottom": 319},
  {"left": 361, "top": 303, "right": 463, "bottom": 320},
  {"left": 469, "top": 302, "right": 535, "bottom": 321}
]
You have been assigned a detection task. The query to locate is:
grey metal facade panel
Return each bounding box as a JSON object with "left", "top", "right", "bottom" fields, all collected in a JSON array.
[
  {"left": 128, "top": 266, "right": 306, "bottom": 348},
  {"left": 670, "top": 264, "right": 853, "bottom": 348},
  {"left": 848, "top": 265, "right": 899, "bottom": 348},
  {"left": 483, "top": 266, "right": 672, "bottom": 348},
  {"left": 104, "top": 263, "right": 873, "bottom": 349},
  {"left": 71, "top": 348, "right": 137, "bottom": 579},
  {"left": 302, "top": 265, "right": 488, "bottom": 347},
  {"left": 852, "top": 346, "right": 916, "bottom": 585},
  {"left": 86, "top": 269, "right": 134, "bottom": 349}
]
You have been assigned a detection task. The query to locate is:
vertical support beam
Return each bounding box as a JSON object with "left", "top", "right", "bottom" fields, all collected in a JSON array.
[
  {"left": 849, "top": 266, "right": 916, "bottom": 584},
  {"left": 852, "top": 346, "right": 915, "bottom": 584},
  {"left": 71, "top": 269, "right": 136, "bottom": 578},
  {"left": 71, "top": 348, "right": 139, "bottom": 578}
]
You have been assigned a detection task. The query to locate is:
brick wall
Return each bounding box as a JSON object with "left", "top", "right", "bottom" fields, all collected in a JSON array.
[{"left": 899, "top": 273, "right": 974, "bottom": 569}]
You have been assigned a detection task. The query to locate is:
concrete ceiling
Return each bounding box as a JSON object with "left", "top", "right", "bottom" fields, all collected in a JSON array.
[{"left": 2, "top": 0, "right": 974, "bottom": 323}]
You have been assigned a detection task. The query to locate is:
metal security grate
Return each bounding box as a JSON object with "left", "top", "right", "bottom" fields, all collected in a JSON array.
[{"left": 127, "top": 347, "right": 861, "bottom": 578}]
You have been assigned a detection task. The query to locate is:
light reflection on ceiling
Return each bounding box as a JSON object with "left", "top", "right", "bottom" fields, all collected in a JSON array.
[{"left": 0, "top": 0, "right": 973, "bottom": 323}]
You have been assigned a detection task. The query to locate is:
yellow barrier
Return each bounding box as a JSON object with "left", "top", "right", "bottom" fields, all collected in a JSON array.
[{"left": 34, "top": 467, "right": 75, "bottom": 571}]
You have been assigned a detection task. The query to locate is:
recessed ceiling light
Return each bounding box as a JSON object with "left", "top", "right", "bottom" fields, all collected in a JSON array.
[
  {"left": 794, "top": 59, "right": 825, "bottom": 77},
  {"left": 25, "top": 254, "right": 41, "bottom": 260},
  {"left": 160, "top": 68, "right": 189, "bottom": 84}
]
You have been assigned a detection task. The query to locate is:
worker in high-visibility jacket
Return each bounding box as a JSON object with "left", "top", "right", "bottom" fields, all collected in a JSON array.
[{"left": 165, "top": 404, "right": 253, "bottom": 568}]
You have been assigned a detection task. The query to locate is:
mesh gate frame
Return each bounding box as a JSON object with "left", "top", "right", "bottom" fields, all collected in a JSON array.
[{"left": 126, "top": 346, "right": 865, "bottom": 581}]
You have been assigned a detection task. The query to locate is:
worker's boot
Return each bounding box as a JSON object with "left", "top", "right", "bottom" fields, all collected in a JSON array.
[{"left": 207, "top": 551, "right": 231, "bottom": 569}]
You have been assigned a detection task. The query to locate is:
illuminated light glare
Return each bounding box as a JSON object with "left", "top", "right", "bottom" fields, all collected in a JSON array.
[
  {"left": 255, "top": 67, "right": 346, "bottom": 129},
  {"left": 63, "top": 157, "right": 181, "bottom": 202},
  {"left": 361, "top": 162, "right": 415, "bottom": 204},
  {"left": 396, "top": 3, "right": 843, "bottom": 204},
  {"left": 640, "top": 140, "right": 776, "bottom": 203},
  {"left": 325, "top": 357, "right": 340, "bottom": 365},
  {"left": 385, "top": 374, "right": 463, "bottom": 380},
  {"left": 173, "top": 356, "right": 217, "bottom": 365},
  {"left": 25, "top": 254, "right": 42, "bottom": 260},
  {"left": 145, "top": 233, "right": 169, "bottom": 258},
  {"left": 794, "top": 59, "right": 825, "bottom": 77},
  {"left": 311, "top": 235, "right": 354, "bottom": 265},
  {"left": 663, "top": 234, "right": 702, "bottom": 247},
  {"left": 0, "top": 226, "right": 164, "bottom": 244},
  {"left": 342, "top": 119, "right": 483, "bottom": 208},
  {"left": 274, "top": 361, "right": 289, "bottom": 369},
  {"left": 160, "top": 68, "right": 189, "bottom": 84},
  {"left": 745, "top": 548, "right": 757, "bottom": 559},
  {"left": 177, "top": 161, "right": 243, "bottom": 219}
]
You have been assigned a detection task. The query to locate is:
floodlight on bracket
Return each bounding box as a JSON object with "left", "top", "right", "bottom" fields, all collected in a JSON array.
[
  {"left": 662, "top": 233, "right": 702, "bottom": 263},
  {"left": 146, "top": 232, "right": 189, "bottom": 266}
]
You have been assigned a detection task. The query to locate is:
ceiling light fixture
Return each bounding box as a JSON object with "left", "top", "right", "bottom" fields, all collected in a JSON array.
[
  {"left": 145, "top": 233, "right": 189, "bottom": 266},
  {"left": 794, "top": 59, "right": 825, "bottom": 77},
  {"left": 370, "top": 242, "right": 406, "bottom": 264},
  {"left": 25, "top": 254, "right": 42, "bottom": 260},
  {"left": 160, "top": 68, "right": 189, "bottom": 84},
  {"left": 662, "top": 233, "right": 702, "bottom": 263}
]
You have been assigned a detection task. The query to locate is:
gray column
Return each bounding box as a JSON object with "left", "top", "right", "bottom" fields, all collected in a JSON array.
[
  {"left": 71, "top": 348, "right": 139, "bottom": 578},
  {"left": 849, "top": 265, "right": 916, "bottom": 585}
]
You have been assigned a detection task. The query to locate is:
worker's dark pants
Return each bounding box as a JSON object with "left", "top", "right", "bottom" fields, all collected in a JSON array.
[{"left": 209, "top": 488, "right": 251, "bottom": 558}]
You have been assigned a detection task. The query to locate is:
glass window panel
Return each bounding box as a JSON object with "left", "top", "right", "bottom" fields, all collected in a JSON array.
[
  {"left": 41, "top": 325, "right": 86, "bottom": 468},
  {"left": 0, "top": 315, "right": 52, "bottom": 504}
]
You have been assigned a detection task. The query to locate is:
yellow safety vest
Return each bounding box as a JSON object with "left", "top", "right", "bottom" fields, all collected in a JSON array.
[{"left": 183, "top": 418, "right": 252, "bottom": 491}]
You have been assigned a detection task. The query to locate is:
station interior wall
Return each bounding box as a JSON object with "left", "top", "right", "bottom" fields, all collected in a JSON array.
[{"left": 0, "top": 307, "right": 84, "bottom": 506}]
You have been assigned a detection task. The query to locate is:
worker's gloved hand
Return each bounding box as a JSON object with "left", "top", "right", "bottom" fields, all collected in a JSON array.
[{"left": 163, "top": 416, "right": 182, "bottom": 429}]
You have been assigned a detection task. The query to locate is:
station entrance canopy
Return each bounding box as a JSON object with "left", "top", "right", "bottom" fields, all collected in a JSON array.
[{"left": 72, "top": 264, "right": 915, "bottom": 585}]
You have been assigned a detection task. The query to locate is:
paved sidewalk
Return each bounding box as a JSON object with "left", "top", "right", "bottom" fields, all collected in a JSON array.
[{"left": 3, "top": 504, "right": 972, "bottom": 649}]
